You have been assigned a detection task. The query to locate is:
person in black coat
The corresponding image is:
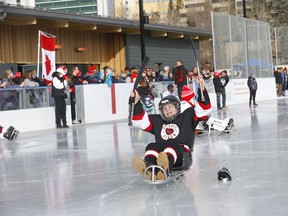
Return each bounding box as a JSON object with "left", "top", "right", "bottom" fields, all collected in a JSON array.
[
  {"left": 220, "top": 70, "right": 229, "bottom": 108},
  {"left": 52, "top": 67, "right": 70, "bottom": 128},
  {"left": 247, "top": 74, "right": 258, "bottom": 108},
  {"left": 213, "top": 72, "right": 223, "bottom": 110},
  {"left": 274, "top": 67, "right": 283, "bottom": 97},
  {"left": 173, "top": 60, "right": 188, "bottom": 100}
]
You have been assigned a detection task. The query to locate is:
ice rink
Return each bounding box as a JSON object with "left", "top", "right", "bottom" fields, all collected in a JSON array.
[{"left": 1, "top": 98, "right": 288, "bottom": 216}]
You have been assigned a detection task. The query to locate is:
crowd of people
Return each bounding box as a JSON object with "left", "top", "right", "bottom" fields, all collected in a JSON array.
[
  {"left": 1, "top": 60, "right": 264, "bottom": 131},
  {"left": 274, "top": 66, "right": 287, "bottom": 97}
]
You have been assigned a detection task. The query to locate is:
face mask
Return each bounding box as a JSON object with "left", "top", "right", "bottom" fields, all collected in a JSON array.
[
  {"left": 107, "top": 69, "right": 111, "bottom": 74},
  {"left": 59, "top": 74, "right": 63, "bottom": 78},
  {"left": 10, "top": 73, "right": 13, "bottom": 78}
]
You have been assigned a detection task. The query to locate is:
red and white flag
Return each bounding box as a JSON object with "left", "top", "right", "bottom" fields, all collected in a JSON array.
[{"left": 41, "top": 32, "right": 56, "bottom": 81}]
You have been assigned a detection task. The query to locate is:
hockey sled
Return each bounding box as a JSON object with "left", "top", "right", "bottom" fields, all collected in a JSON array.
[
  {"left": 144, "top": 150, "right": 192, "bottom": 185},
  {"left": 196, "top": 117, "right": 235, "bottom": 136},
  {"left": 144, "top": 165, "right": 187, "bottom": 185}
]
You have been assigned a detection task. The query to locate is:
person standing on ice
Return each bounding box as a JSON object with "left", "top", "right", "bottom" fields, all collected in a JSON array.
[{"left": 130, "top": 76, "right": 211, "bottom": 180}]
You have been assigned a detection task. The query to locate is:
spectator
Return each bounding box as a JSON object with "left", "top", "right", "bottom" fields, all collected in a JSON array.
[
  {"left": 213, "top": 71, "right": 223, "bottom": 110},
  {"left": 69, "top": 66, "right": 88, "bottom": 124},
  {"left": 12, "top": 72, "right": 22, "bottom": 85},
  {"left": 146, "top": 67, "right": 156, "bottom": 82},
  {"left": 111, "top": 68, "right": 125, "bottom": 84},
  {"left": 130, "top": 66, "right": 139, "bottom": 83},
  {"left": 282, "top": 67, "right": 287, "bottom": 96},
  {"left": 100, "top": 66, "right": 114, "bottom": 86},
  {"left": 30, "top": 70, "right": 47, "bottom": 86},
  {"left": 274, "top": 67, "right": 283, "bottom": 97},
  {"left": 120, "top": 66, "right": 131, "bottom": 82},
  {"left": 247, "top": 73, "right": 258, "bottom": 108},
  {"left": 190, "top": 68, "right": 201, "bottom": 97},
  {"left": 0, "top": 69, "right": 17, "bottom": 88},
  {"left": 158, "top": 66, "right": 173, "bottom": 81},
  {"left": 20, "top": 70, "right": 39, "bottom": 88},
  {"left": 162, "top": 84, "right": 175, "bottom": 98},
  {"left": 136, "top": 80, "right": 154, "bottom": 114},
  {"left": 220, "top": 70, "right": 229, "bottom": 109},
  {"left": 200, "top": 68, "right": 211, "bottom": 80},
  {"left": 84, "top": 68, "right": 101, "bottom": 84},
  {"left": 173, "top": 60, "right": 188, "bottom": 100},
  {"left": 52, "top": 67, "right": 70, "bottom": 128},
  {"left": 19, "top": 70, "right": 40, "bottom": 107},
  {"left": 187, "top": 70, "right": 194, "bottom": 84}
]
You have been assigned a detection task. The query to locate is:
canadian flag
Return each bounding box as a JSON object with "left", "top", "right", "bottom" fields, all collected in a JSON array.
[{"left": 41, "top": 32, "right": 56, "bottom": 81}]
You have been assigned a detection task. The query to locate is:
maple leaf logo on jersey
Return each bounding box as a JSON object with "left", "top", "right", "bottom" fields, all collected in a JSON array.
[{"left": 161, "top": 124, "right": 179, "bottom": 140}]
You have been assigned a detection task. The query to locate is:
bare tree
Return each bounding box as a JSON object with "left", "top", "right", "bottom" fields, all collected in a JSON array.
[{"left": 267, "top": 0, "right": 288, "bottom": 27}]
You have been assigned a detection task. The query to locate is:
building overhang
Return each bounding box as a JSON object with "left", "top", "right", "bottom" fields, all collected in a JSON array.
[{"left": 0, "top": 3, "right": 212, "bottom": 40}]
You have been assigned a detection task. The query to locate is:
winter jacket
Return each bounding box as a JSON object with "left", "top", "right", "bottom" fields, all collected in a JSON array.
[
  {"left": 132, "top": 88, "right": 211, "bottom": 150},
  {"left": 173, "top": 65, "right": 188, "bottom": 86},
  {"left": 247, "top": 76, "right": 257, "bottom": 91},
  {"left": 221, "top": 75, "right": 229, "bottom": 87},
  {"left": 274, "top": 71, "right": 282, "bottom": 84},
  {"left": 213, "top": 76, "right": 223, "bottom": 93},
  {"left": 52, "top": 72, "right": 68, "bottom": 98}
]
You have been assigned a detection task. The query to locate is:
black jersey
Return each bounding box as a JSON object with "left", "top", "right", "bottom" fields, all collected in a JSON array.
[{"left": 132, "top": 89, "right": 211, "bottom": 150}]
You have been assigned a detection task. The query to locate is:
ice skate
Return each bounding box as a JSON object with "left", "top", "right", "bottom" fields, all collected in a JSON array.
[
  {"left": 132, "top": 157, "right": 151, "bottom": 180},
  {"left": 156, "top": 152, "right": 169, "bottom": 180},
  {"left": 3, "top": 126, "right": 19, "bottom": 141}
]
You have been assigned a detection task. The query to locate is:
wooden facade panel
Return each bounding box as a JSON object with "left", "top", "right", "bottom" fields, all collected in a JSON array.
[{"left": 0, "top": 25, "right": 126, "bottom": 73}]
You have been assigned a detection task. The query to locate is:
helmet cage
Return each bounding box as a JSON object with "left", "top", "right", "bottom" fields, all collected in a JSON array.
[{"left": 158, "top": 95, "right": 180, "bottom": 122}]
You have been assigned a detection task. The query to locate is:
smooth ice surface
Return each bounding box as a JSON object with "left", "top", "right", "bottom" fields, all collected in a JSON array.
[{"left": 1, "top": 98, "right": 288, "bottom": 216}]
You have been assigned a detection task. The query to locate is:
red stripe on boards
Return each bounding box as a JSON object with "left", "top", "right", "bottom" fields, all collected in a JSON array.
[{"left": 111, "top": 84, "right": 116, "bottom": 114}]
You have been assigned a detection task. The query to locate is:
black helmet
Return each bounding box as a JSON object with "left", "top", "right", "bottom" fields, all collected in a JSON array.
[{"left": 158, "top": 95, "right": 180, "bottom": 122}]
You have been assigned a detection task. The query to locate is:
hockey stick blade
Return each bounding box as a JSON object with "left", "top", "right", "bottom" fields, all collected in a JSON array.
[
  {"left": 128, "top": 56, "right": 150, "bottom": 126},
  {"left": 133, "top": 56, "right": 150, "bottom": 90}
]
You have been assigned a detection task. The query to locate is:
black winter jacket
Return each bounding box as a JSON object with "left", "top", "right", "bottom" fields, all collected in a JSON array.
[
  {"left": 247, "top": 76, "right": 257, "bottom": 91},
  {"left": 52, "top": 72, "right": 66, "bottom": 98},
  {"left": 173, "top": 65, "right": 188, "bottom": 86},
  {"left": 213, "top": 77, "right": 223, "bottom": 93}
]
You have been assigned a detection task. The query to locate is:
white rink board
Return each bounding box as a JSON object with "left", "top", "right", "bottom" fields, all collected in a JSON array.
[{"left": 0, "top": 78, "right": 276, "bottom": 132}]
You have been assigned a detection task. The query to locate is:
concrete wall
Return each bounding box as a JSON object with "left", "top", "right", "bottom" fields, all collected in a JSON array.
[{"left": 0, "top": 78, "right": 276, "bottom": 133}]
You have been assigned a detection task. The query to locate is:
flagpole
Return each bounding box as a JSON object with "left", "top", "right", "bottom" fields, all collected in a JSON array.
[{"left": 36, "top": 30, "right": 41, "bottom": 78}]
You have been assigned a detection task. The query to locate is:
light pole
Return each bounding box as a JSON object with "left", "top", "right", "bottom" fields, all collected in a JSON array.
[
  {"left": 139, "top": 0, "right": 146, "bottom": 61},
  {"left": 243, "top": 0, "right": 246, "bottom": 18}
]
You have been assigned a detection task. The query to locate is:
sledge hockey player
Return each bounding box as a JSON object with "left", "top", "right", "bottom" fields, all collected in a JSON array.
[
  {"left": 130, "top": 76, "right": 211, "bottom": 181},
  {"left": 0, "top": 125, "right": 19, "bottom": 141},
  {"left": 181, "top": 85, "right": 234, "bottom": 135},
  {"left": 196, "top": 117, "right": 234, "bottom": 135}
]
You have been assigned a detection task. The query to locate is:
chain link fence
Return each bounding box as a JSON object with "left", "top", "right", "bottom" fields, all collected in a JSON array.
[{"left": 212, "top": 12, "right": 273, "bottom": 78}]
